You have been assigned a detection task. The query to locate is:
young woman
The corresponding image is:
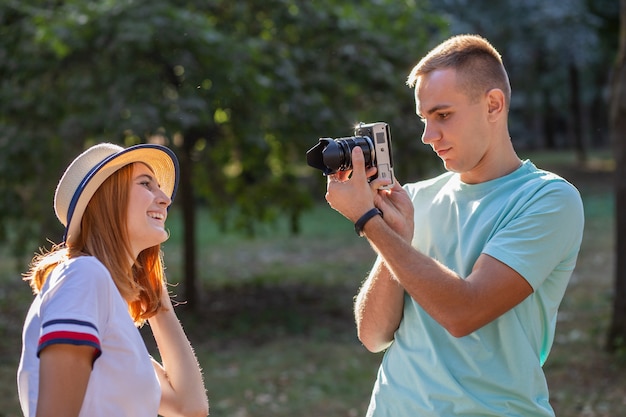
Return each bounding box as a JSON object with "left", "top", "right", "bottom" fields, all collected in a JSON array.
[{"left": 17, "top": 143, "right": 209, "bottom": 417}]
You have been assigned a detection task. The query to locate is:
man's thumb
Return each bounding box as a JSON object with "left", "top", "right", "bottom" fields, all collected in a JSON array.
[{"left": 351, "top": 146, "right": 367, "bottom": 179}]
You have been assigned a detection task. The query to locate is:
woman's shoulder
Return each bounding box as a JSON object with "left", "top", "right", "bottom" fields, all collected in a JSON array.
[
  {"left": 47, "top": 256, "right": 112, "bottom": 289},
  {"left": 58, "top": 255, "right": 107, "bottom": 272}
]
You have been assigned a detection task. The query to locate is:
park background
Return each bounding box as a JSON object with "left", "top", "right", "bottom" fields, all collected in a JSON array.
[{"left": 0, "top": 1, "right": 623, "bottom": 416}]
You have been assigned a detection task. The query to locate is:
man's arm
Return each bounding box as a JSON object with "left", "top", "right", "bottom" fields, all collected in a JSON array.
[
  {"left": 361, "top": 214, "right": 533, "bottom": 337},
  {"left": 327, "top": 147, "right": 533, "bottom": 339},
  {"left": 354, "top": 257, "right": 405, "bottom": 352}
]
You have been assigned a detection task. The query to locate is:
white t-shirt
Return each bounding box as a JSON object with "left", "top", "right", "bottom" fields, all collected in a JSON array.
[{"left": 17, "top": 256, "right": 161, "bottom": 417}]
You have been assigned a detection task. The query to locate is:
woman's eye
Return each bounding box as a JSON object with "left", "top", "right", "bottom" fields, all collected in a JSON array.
[{"left": 140, "top": 181, "right": 152, "bottom": 189}]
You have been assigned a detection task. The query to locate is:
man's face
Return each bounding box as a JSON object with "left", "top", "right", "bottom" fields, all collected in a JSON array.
[{"left": 415, "top": 68, "right": 492, "bottom": 179}]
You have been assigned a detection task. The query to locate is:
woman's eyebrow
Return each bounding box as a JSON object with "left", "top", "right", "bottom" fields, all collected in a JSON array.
[
  {"left": 135, "top": 173, "right": 161, "bottom": 186},
  {"left": 135, "top": 173, "right": 154, "bottom": 181}
]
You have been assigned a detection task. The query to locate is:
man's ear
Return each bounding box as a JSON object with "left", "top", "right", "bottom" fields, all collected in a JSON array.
[{"left": 486, "top": 88, "right": 506, "bottom": 121}]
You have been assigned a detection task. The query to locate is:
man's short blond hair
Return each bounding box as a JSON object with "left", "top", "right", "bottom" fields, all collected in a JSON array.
[{"left": 407, "top": 34, "right": 511, "bottom": 109}]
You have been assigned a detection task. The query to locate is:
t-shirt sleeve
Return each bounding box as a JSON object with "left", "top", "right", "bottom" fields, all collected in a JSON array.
[
  {"left": 483, "top": 180, "right": 584, "bottom": 290},
  {"left": 37, "top": 257, "right": 110, "bottom": 360}
]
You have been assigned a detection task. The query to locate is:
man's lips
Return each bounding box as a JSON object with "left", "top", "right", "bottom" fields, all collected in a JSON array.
[{"left": 434, "top": 147, "right": 451, "bottom": 157}]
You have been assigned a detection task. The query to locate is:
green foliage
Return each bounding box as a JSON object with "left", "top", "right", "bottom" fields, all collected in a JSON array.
[
  {"left": 0, "top": 0, "right": 444, "bottom": 254},
  {"left": 0, "top": 0, "right": 617, "bottom": 266},
  {"left": 186, "top": 0, "right": 446, "bottom": 231}
]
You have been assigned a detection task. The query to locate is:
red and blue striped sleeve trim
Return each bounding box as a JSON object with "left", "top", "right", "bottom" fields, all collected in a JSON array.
[
  {"left": 38, "top": 319, "right": 102, "bottom": 360},
  {"left": 42, "top": 318, "right": 98, "bottom": 331}
]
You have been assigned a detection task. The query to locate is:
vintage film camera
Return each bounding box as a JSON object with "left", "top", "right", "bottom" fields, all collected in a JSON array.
[{"left": 306, "top": 122, "right": 394, "bottom": 190}]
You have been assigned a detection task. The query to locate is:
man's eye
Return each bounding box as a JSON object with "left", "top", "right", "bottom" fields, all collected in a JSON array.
[{"left": 439, "top": 112, "right": 450, "bottom": 119}]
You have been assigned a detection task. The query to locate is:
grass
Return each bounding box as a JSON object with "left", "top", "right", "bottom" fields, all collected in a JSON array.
[
  {"left": 194, "top": 339, "right": 381, "bottom": 417},
  {"left": 0, "top": 150, "right": 623, "bottom": 417}
]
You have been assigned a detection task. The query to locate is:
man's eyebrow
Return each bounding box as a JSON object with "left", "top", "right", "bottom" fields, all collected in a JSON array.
[{"left": 423, "top": 104, "right": 452, "bottom": 116}]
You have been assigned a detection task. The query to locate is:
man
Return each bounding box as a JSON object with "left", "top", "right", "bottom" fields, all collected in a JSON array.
[{"left": 325, "top": 34, "right": 584, "bottom": 416}]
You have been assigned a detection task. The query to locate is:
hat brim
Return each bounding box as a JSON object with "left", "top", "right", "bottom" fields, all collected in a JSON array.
[{"left": 64, "top": 144, "right": 179, "bottom": 244}]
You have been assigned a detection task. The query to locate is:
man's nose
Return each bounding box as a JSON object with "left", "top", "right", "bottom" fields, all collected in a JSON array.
[{"left": 421, "top": 123, "right": 439, "bottom": 145}]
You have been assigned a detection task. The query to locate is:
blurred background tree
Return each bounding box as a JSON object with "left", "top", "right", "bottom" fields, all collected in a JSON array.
[
  {"left": 439, "top": 0, "right": 617, "bottom": 159},
  {"left": 0, "top": 0, "right": 618, "bottom": 311},
  {"left": 608, "top": 0, "right": 626, "bottom": 353}
]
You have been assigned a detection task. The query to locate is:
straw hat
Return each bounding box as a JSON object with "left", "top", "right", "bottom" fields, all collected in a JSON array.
[{"left": 54, "top": 143, "right": 179, "bottom": 244}]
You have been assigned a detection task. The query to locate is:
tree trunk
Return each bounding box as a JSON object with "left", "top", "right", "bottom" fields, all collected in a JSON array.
[
  {"left": 178, "top": 140, "right": 198, "bottom": 310},
  {"left": 607, "top": 0, "right": 626, "bottom": 352},
  {"left": 542, "top": 89, "right": 557, "bottom": 149},
  {"left": 569, "top": 63, "right": 586, "bottom": 164}
]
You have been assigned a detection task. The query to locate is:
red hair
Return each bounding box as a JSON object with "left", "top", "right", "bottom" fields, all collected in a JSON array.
[{"left": 24, "top": 163, "right": 166, "bottom": 324}]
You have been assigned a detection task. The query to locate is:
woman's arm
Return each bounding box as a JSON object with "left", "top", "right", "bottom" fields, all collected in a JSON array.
[
  {"left": 36, "top": 344, "right": 94, "bottom": 417},
  {"left": 149, "top": 289, "right": 209, "bottom": 417}
]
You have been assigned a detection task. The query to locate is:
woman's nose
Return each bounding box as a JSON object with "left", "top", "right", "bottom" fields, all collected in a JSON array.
[{"left": 157, "top": 189, "right": 171, "bottom": 207}]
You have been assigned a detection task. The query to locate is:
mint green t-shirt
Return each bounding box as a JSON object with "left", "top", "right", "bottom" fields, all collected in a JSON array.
[{"left": 366, "top": 160, "right": 584, "bottom": 417}]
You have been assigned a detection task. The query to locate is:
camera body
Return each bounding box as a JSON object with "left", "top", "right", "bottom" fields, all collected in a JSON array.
[{"left": 306, "top": 122, "right": 394, "bottom": 189}]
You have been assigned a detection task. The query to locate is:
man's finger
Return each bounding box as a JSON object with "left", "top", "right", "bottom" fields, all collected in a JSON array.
[{"left": 350, "top": 146, "right": 368, "bottom": 181}]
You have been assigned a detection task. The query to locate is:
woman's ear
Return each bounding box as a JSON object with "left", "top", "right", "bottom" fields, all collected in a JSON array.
[{"left": 486, "top": 88, "right": 506, "bottom": 121}]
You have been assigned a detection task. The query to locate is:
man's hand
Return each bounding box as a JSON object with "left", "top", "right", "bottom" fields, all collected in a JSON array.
[
  {"left": 373, "top": 181, "right": 415, "bottom": 242},
  {"left": 325, "top": 146, "right": 381, "bottom": 222},
  {"left": 325, "top": 146, "right": 413, "bottom": 241}
]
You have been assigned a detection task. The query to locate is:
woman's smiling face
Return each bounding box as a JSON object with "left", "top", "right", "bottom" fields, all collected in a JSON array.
[{"left": 126, "top": 162, "right": 171, "bottom": 258}]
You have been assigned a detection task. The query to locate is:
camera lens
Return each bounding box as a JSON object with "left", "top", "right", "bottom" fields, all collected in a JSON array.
[
  {"left": 320, "top": 139, "right": 346, "bottom": 172},
  {"left": 334, "top": 137, "right": 374, "bottom": 171},
  {"left": 306, "top": 136, "right": 375, "bottom": 175}
]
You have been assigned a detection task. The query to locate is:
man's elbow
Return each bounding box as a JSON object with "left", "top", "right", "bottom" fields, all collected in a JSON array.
[
  {"left": 446, "top": 325, "right": 473, "bottom": 338},
  {"left": 357, "top": 330, "right": 394, "bottom": 353},
  {"left": 441, "top": 316, "right": 481, "bottom": 338}
]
